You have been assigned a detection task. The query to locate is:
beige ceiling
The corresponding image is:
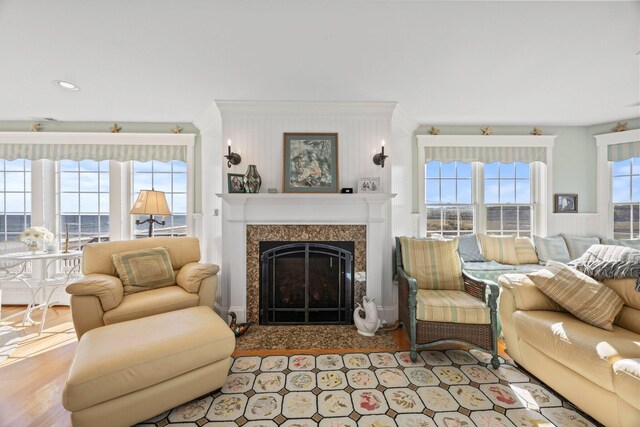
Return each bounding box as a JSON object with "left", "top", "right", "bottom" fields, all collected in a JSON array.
[{"left": 0, "top": 0, "right": 638, "bottom": 125}]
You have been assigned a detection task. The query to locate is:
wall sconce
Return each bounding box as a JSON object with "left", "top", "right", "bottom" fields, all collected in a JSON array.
[
  {"left": 372, "top": 140, "right": 388, "bottom": 168},
  {"left": 224, "top": 138, "right": 242, "bottom": 168}
]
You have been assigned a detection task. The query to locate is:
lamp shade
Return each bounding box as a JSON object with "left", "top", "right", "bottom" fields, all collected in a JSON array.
[{"left": 130, "top": 190, "right": 171, "bottom": 216}]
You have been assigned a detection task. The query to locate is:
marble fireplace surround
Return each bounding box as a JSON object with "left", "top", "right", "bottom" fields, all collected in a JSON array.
[
  {"left": 246, "top": 224, "right": 366, "bottom": 324},
  {"left": 218, "top": 193, "right": 395, "bottom": 323}
]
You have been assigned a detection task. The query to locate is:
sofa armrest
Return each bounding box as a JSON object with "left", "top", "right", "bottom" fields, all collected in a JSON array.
[
  {"left": 66, "top": 274, "right": 124, "bottom": 311},
  {"left": 176, "top": 262, "right": 220, "bottom": 293},
  {"left": 498, "top": 273, "right": 564, "bottom": 312}
]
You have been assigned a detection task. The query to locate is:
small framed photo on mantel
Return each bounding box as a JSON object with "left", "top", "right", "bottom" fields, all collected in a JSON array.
[
  {"left": 554, "top": 193, "right": 578, "bottom": 213},
  {"left": 358, "top": 177, "right": 381, "bottom": 193},
  {"left": 227, "top": 173, "right": 246, "bottom": 193}
]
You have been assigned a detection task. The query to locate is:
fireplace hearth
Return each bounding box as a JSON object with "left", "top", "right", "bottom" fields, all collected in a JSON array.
[{"left": 260, "top": 241, "right": 354, "bottom": 325}]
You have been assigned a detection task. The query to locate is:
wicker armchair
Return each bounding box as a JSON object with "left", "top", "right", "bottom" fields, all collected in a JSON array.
[{"left": 395, "top": 237, "right": 500, "bottom": 368}]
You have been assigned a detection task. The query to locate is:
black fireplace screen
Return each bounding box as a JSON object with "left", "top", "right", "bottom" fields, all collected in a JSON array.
[{"left": 260, "top": 241, "right": 353, "bottom": 325}]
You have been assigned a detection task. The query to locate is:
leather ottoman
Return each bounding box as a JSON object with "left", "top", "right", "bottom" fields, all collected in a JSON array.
[{"left": 62, "top": 306, "right": 235, "bottom": 427}]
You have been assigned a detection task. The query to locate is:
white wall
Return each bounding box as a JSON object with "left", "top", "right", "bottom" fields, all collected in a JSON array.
[{"left": 195, "top": 101, "right": 418, "bottom": 321}]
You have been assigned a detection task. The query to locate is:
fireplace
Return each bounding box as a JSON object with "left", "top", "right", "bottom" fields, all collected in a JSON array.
[{"left": 260, "top": 241, "right": 354, "bottom": 325}]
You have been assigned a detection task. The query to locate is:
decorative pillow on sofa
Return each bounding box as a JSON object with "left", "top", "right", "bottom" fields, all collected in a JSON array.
[
  {"left": 112, "top": 247, "right": 176, "bottom": 294},
  {"left": 526, "top": 261, "right": 624, "bottom": 331},
  {"left": 601, "top": 238, "right": 640, "bottom": 250},
  {"left": 477, "top": 234, "right": 519, "bottom": 265},
  {"left": 399, "top": 237, "right": 464, "bottom": 291},
  {"left": 561, "top": 234, "right": 600, "bottom": 260},
  {"left": 533, "top": 235, "right": 571, "bottom": 263},
  {"left": 514, "top": 237, "right": 539, "bottom": 264},
  {"left": 457, "top": 234, "right": 487, "bottom": 263}
]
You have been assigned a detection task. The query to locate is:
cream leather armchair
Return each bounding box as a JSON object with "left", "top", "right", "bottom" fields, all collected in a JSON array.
[{"left": 66, "top": 237, "right": 219, "bottom": 339}]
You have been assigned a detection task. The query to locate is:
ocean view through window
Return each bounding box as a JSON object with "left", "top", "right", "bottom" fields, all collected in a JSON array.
[
  {"left": 612, "top": 156, "right": 640, "bottom": 239},
  {"left": 0, "top": 159, "right": 31, "bottom": 241}
]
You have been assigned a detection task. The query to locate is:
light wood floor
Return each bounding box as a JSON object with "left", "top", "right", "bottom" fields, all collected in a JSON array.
[{"left": 0, "top": 306, "right": 507, "bottom": 427}]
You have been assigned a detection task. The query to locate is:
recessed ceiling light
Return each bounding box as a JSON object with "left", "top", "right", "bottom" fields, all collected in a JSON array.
[{"left": 52, "top": 80, "right": 80, "bottom": 91}]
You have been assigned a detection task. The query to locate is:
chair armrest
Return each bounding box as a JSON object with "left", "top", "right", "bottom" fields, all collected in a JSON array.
[
  {"left": 397, "top": 266, "right": 419, "bottom": 294},
  {"left": 65, "top": 274, "right": 124, "bottom": 311},
  {"left": 176, "top": 262, "right": 220, "bottom": 293},
  {"left": 463, "top": 271, "right": 499, "bottom": 309}
]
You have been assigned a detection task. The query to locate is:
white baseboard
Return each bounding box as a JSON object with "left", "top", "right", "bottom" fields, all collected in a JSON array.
[{"left": 378, "top": 305, "right": 398, "bottom": 325}]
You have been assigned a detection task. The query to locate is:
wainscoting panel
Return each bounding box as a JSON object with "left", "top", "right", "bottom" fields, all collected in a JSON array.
[{"left": 547, "top": 213, "right": 600, "bottom": 237}]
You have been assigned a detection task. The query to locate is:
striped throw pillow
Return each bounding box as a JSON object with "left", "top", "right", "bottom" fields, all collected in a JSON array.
[
  {"left": 533, "top": 235, "right": 571, "bottom": 263},
  {"left": 527, "top": 261, "right": 624, "bottom": 331},
  {"left": 515, "top": 237, "right": 539, "bottom": 264},
  {"left": 601, "top": 238, "right": 640, "bottom": 250},
  {"left": 561, "top": 234, "right": 600, "bottom": 260},
  {"left": 399, "top": 237, "right": 464, "bottom": 290},
  {"left": 112, "top": 247, "right": 176, "bottom": 294},
  {"left": 478, "top": 234, "right": 519, "bottom": 265}
]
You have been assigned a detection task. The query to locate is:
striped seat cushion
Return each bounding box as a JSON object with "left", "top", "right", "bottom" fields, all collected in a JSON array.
[
  {"left": 526, "top": 261, "right": 624, "bottom": 331},
  {"left": 515, "top": 237, "right": 539, "bottom": 264},
  {"left": 415, "top": 290, "right": 490, "bottom": 324},
  {"left": 399, "top": 237, "right": 464, "bottom": 290},
  {"left": 478, "top": 234, "right": 519, "bottom": 265}
]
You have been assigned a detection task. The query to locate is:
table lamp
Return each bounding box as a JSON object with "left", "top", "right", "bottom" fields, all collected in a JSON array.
[{"left": 130, "top": 189, "right": 172, "bottom": 237}]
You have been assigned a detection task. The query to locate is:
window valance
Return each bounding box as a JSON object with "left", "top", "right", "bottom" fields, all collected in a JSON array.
[
  {"left": 0, "top": 132, "right": 195, "bottom": 162},
  {"left": 607, "top": 141, "right": 640, "bottom": 162},
  {"left": 424, "top": 145, "right": 547, "bottom": 164},
  {"left": 0, "top": 143, "right": 186, "bottom": 162}
]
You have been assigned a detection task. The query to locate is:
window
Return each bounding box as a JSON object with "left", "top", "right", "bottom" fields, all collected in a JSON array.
[
  {"left": 423, "top": 161, "right": 536, "bottom": 237},
  {"left": 425, "top": 161, "right": 473, "bottom": 237},
  {"left": 59, "top": 160, "right": 110, "bottom": 250},
  {"left": 0, "top": 159, "right": 31, "bottom": 241},
  {"left": 132, "top": 160, "right": 187, "bottom": 237},
  {"left": 484, "top": 162, "right": 532, "bottom": 237},
  {"left": 611, "top": 156, "right": 640, "bottom": 239}
]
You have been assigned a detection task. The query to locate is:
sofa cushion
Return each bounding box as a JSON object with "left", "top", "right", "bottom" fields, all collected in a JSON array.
[
  {"left": 614, "top": 306, "right": 640, "bottom": 335},
  {"left": 533, "top": 235, "right": 571, "bottom": 263},
  {"left": 103, "top": 286, "right": 199, "bottom": 325},
  {"left": 499, "top": 274, "right": 565, "bottom": 312},
  {"left": 399, "top": 237, "right": 464, "bottom": 290},
  {"left": 561, "top": 234, "right": 600, "bottom": 260},
  {"left": 515, "top": 237, "right": 539, "bottom": 264},
  {"left": 613, "top": 358, "right": 640, "bottom": 411},
  {"left": 604, "top": 278, "right": 640, "bottom": 310},
  {"left": 63, "top": 306, "right": 235, "bottom": 412},
  {"left": 457, "top": 234, "right": 486, "bottom": 263},
  {"left": 415, "top": 290, "right": 490, "bottom": 324},
  {"left": 112, "top": 247, "right": 175, "bottom": 294},
  {"left": 602, "top": 238, "right": 640, "bottom": 250},
  {"left": 527, "top": 261, "right": 624, "bottom": 331},
  {"left": 513, "top": 310, "right": 640, "bottom": 392},
  {"left": 478, "top": 234, "right": 519, "bottom": 265}
]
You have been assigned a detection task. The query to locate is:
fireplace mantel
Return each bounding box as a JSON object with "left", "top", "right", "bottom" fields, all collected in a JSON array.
[{"left": 217, "top": 193, "right": 396, "bottom": 323}]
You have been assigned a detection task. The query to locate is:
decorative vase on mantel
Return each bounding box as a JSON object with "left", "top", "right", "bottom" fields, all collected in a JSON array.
[{"left": 243, "top": 165, "right": 262, "bottom": 193}]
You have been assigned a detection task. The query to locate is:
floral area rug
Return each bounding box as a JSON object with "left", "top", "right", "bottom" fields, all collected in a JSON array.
[
  {"left": 137, "top": 350, "right": 600, "bottom": 427},
  {"left": 0, "top": 325, "right": 20, "bottom": 362}
]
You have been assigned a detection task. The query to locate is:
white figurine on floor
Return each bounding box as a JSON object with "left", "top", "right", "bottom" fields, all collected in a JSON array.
[{"left": 354, "top": 296, "right": 381, "bottom": 336}]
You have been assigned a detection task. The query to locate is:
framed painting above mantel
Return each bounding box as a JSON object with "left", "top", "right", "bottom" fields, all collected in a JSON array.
[{"left": 283, "top": 132, "right": 338, "bottom": 193}]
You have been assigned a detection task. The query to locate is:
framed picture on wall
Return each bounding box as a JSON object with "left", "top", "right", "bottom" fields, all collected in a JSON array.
[
  {"left": 554, "top": 193, "right": 578, "bottom": 213},
  {"left": 227, "top": 173, "right": 246, "bottom": 193},
  {"left": 358, "top": 177, "right": 381, "bottom": 193},
  {"left": 283, "top": 133, "right": 338, "bottom": 193}
]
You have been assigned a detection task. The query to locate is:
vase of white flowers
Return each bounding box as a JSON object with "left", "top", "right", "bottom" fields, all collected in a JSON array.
[{"left": 19, "top": 226, "right": 54, "bottom": 253}]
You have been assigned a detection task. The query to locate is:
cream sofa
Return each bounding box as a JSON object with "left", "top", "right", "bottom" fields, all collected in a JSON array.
[
  {"left": 499, "top": 273, "right": 640, "bottom": 427},
  {"left": 66, "top": 237, "right": 219, "bottom": 338}
]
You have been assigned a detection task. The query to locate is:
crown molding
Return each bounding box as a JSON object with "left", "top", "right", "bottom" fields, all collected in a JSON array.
[
  {"left": 193, "top": 101, "right": 222, "bottom": 132},
  {"left": 215, "top": 100, "right": 398, "bottom": 118},
  {"left": 391, "top": 104, "right": 419, "bottom": 135}
]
